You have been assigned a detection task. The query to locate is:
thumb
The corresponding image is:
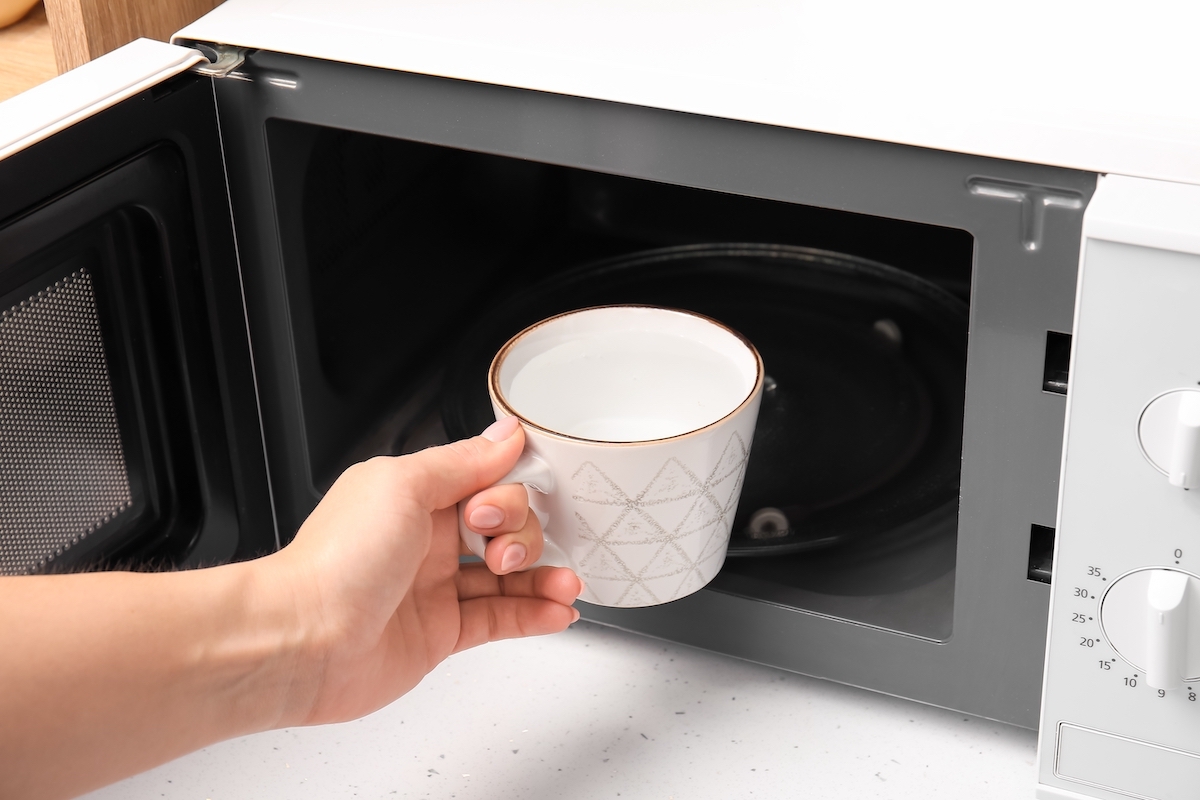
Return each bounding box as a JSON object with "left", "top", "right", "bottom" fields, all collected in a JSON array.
[{"left": 397, "top": 417, "right": 525, "bottom": 512}]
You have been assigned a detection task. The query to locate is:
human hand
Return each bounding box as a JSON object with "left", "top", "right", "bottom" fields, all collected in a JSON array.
[
  {"left": 263, "top": 417, "right": 583, "bottom": 727},
  {"left": 0, "top": 418, "right": 580, "bottom": 800}
]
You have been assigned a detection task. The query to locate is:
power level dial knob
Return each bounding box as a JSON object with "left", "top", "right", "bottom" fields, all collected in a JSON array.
[
  {"left": 1138, "top": 389, "right": 1200, "bottom": 489},
  {"left": 1100, "top": 568, "right": 1200, "bottom": 690}
]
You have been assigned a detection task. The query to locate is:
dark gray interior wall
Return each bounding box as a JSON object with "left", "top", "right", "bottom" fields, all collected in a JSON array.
[{"left": 211, "top": 50, "right": 1095, "bottom": 727}]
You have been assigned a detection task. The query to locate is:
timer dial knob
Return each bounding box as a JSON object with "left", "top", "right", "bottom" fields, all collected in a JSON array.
[
  {"left": 1138, "top": 389, "right": 1200, "bottom": 489},
  {"left": 1100, "top": 568, "right": 1200, "bottom": 690}
]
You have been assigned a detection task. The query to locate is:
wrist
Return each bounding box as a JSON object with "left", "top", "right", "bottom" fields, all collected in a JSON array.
[{"left": 191, "top": 557, "right": 323, "bottom": 735}]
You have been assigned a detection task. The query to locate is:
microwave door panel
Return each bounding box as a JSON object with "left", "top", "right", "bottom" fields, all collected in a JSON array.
[
  {"left": 0, "top": 38, "right": 202, "bottom": 162},
  {"left": 0, "top": 41, "right": 275, "bottom": 574}
]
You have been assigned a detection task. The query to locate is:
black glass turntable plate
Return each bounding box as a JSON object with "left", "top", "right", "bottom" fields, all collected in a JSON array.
[{"left": 441, "top": 244, "right": 967, "bottom": 556}]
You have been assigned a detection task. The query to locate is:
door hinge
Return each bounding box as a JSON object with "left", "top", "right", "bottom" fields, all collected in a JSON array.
[{"left": 186, "top": 43, "right": 248, "bottom": 79}]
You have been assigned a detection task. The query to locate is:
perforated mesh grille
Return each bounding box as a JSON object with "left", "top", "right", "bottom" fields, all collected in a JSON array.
[{"left": 0, "top": 269, "right": 133, "bottom": 575}]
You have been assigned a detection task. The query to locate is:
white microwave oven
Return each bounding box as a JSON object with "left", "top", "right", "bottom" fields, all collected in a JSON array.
[{"left": 2, "top": 4, "right": 1199, "bottom": 799}]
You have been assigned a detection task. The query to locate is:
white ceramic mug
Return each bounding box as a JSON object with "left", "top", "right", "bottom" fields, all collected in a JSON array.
[{"left": 458, "top": 305, "right": 763, "bottom": 608}]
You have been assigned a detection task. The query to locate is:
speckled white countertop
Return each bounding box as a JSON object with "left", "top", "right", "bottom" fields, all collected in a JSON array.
[{"left": 82, "top": 621, "right": 1038, "bottom": 800}]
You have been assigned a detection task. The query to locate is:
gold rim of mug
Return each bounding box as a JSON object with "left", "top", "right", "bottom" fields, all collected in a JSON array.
[{"left": 488, "top": 304, "right": 765, "bottom": 446}]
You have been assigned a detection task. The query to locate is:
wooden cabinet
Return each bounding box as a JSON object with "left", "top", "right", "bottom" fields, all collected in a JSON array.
[
  {"left": 44, "top": 0, "right": 222, "bottom": 72},
  {"left": 0, "top": 3, "right": 57, "bottom": 101}
]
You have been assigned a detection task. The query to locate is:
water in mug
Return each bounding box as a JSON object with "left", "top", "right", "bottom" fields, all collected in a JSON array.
[{"left": 506, "top": 330, "right": 751, "bottom": 441}]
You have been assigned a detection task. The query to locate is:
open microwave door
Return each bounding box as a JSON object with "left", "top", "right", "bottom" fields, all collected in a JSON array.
[{"left": 0, "top": 39, "right": 276, "bottom": 574}]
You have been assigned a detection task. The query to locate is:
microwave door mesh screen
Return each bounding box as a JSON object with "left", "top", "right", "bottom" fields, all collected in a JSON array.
[{"left": 0, "top": 268, "right": 132, "bottom": 575}]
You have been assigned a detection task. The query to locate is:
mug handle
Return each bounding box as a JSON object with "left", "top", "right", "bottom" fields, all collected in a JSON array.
[{"left": 457, "top": 451, "right": 570, "bottom": 569}]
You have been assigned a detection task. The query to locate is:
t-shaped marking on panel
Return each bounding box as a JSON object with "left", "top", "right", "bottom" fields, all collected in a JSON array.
[{"left": 967, "top": 177, "right": 1084, "bottom": 251}]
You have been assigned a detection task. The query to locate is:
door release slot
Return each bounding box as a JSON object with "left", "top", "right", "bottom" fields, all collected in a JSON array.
[
  {"left": 1043, "top": 331, "right": 1072, "bottom": 395},
  {"left": 1028, "top": 524, "right": 1055, "bottom": 584}
]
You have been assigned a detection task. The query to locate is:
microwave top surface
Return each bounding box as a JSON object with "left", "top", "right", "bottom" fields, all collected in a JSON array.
[{"left": 173, "top": 0, "right": 1200, "bottom": 187}]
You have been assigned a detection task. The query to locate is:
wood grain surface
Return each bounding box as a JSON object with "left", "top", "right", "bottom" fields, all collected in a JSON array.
[
  {"left": 0, "top": 2, "right": 57, "bottom": 102},
  {"left": 44, "top": 0, "right": 222, "bottom": 72}
]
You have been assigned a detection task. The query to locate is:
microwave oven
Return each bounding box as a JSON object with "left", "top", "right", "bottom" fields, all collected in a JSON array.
[{"left": 2, "top": 4, "right": 1198, "bottom": 798}]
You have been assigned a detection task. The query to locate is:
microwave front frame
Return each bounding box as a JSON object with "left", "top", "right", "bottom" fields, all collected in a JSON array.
[{"left": 207, "top": 48, "right": 1095, "bottom": 727}]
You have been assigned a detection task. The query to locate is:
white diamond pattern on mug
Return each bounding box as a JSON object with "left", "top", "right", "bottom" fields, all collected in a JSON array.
[{"left": 572, "top": 432, "right": 750, "bottom": 606}]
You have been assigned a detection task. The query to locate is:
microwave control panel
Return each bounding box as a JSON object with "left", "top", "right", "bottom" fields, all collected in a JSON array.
[{"left": 1038, "top": 175, "right": 1200, "bottom": 800}]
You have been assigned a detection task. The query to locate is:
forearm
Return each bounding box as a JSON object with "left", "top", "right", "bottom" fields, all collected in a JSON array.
[{"left": 0, "top": 559, "right": 310, "bottom": 800}]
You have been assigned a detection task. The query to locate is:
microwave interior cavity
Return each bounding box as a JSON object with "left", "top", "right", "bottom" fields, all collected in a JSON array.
[{"left": 264, "top": 118, "right": 975, "bottom": 643}]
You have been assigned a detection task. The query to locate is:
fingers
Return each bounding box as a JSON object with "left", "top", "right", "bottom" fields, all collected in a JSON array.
[
  {"left": 391, "top": 417, "right": 524, "bottom": 512},
  {"left": 462, "top": 483, "right": 531, "bottom": 536},
  {"left": 453, "top": 564, "right": 584, "bottom": 652},
  {"left": 455, "top": 597, "right": 580, "bottom": 652},
  {"left": 457, "top": 562, "right": 583, "bottom": 606},
  {"left": 461, "top": 483, "right": 543, "bottom": 573}
]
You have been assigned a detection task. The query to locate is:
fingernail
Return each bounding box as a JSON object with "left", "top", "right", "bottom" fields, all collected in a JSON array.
[
  {"left": 500, "top": 543, "right": 527, "bottom": 572},
  {"left": 577, "top": 578, "right": 587, "bottom": 598},
  {"left": 469, "top": 505, "right": 505, "bottom": 530},
  {"left": 481, "top": 416, "right": 519, "bottom": 442},
  {"left": 571, "top": 607, "right": 581, "bottom": 623}
]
